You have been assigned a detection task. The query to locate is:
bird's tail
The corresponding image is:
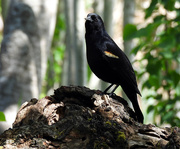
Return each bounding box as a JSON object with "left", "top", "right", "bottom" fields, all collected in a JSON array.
[{"left": 127, "top": 93, "right": 144, "bottom": 123}]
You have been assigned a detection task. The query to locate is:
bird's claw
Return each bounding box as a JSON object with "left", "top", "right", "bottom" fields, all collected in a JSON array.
[{"left": 103, "top": 92, "right": 116, "bottom": 97}]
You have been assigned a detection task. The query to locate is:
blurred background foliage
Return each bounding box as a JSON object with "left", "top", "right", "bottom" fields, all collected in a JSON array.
[
  {"left": 0, "top": 0, "right": 179, "bottom": 128},
  {"left": 124, "top": 0, "right": 180, "bottom": 126},
  {"left": 41, "top": 11, "right": 66, "bottom": 97}
]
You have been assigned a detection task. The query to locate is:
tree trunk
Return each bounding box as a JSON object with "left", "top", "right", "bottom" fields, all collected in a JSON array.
[
  {"left": 93, "top": 0, "right": 104, "bottom": 18},
  {"left": 123, "top": 0, "right": 135, "bottom": 61},
  {"left": 0, "top": 86, "right": 179, "bottom": 148},
  {"left": 63, "top": 0, "right": 74, "bottom": 85},
  {"left": 104, "top": 0, "right": 114, "bottom": 37},
  {"left": 62, "top": 0, "right": 86, "bottom": 86},
  {"left": 0, "top": 0, "right": 58, "bottom": 133},
  {"left": 1, "top": 0, "right": 10, "bottom": 21},
  {"left": 100, "top": 0, "right": 115, "bottom": 91},
  {"left": 122, "top": 0, "right": 136, "bottom": 104},
  {"left": 74, "top": 0, "right": 86, "bottom": 86}
]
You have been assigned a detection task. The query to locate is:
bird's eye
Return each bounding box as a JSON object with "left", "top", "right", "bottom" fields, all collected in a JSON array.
[{"left": 91, "top": 15, "right": 97, "bottom": 21}]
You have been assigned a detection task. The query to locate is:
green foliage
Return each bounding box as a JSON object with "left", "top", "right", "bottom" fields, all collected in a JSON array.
[
  {"left": 124, "top": 0, "right": 180, "bottom": 126},
  {"left": 40, "top": 12, "right": 66, "bottom": 97},
  {"left": 123, "top": 24, "right": 137, "bottom": 40},
  {"left": 0, "top": 111, "right": 6, "bottom": 121}
]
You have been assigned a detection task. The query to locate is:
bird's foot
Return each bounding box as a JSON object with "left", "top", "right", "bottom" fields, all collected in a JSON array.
[{"left": 103, "top": 92, "right": 116, "bottom": 97}]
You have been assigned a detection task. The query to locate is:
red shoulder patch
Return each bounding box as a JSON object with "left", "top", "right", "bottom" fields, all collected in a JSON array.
[{"left": 104, "top": 51, "right": 119, "bottom": 59}]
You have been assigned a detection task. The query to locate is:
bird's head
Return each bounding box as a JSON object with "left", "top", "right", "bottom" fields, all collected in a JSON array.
[{"left": 85, "top": 13, "right": 105, "bottom": 33}]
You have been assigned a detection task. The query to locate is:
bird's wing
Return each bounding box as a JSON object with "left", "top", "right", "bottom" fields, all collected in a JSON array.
[{"left": 101, "top": 38, "right": 141, "bottom": 95}]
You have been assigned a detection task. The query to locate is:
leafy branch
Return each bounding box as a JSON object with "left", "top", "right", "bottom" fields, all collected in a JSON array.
[{"left": 124, "top": 0, "right": 180, "bottom": 126}]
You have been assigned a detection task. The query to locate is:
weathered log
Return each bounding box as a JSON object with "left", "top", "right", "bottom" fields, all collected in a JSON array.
[{"left": 0, "top": 86, "right": 179, "bottom": 148}]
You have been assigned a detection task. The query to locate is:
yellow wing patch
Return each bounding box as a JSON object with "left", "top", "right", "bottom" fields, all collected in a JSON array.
[{"left": 104, "top": 51, "right": 119, "bottom": 59}]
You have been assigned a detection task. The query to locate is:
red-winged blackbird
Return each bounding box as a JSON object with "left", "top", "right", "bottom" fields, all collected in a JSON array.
[{"left": 85, "top": 13, "right": 144, "bottom": 123}]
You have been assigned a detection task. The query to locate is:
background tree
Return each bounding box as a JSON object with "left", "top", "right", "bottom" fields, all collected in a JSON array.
[
  {"left": 0, "top": 0, "right": 58, "bottom": 133},
  {"left": 123, "top": 0, "right": 135, "bottom": 60},
  {"left": 122, "top": 0, "right": 137, "bottom": 107},
  {"left": 62, "top": 0, "right": 86, "bottom": 86}
]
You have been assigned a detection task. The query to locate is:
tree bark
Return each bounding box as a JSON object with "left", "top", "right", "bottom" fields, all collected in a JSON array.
[
  {"left": 0, "top": 0, "right": 58, "bottom": 133},
  {"left": 0, "top": 86, "right": 179, "bottom": 148}
]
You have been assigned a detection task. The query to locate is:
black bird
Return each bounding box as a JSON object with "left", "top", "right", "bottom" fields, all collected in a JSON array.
[{"left": 85, "top": 13, "right": 144, "bottom": 123}]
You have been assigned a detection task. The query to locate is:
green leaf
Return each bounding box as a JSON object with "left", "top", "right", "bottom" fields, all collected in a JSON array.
[
  {"left": 133, "top": 23, "right": 159, "bottom": 38},
  {"left": 0, "top": 112, "right": 6, "bottom": 121},
  {"left": 154, "top": 94, "right": 162, "bottom": 100},
  {"left": 158, "top": 35, "right": 176, "bottom": 50},
  {"left": 175, "top": 85, "right": 180, "bottom": 96},
  {"left": 123, "top": 24, "right": 137, "bottom": 40},
  {"left": 163, "top": 0, "right": 175, "bottom": 11},
  {"left": 162, "top": 110, "right": 174, "bottom": 122},
  {"left": 131, "top": 43, "right": 145, "bottom": 54},
  {"left": 54, "top": 63, "right": 61, "bottom": 73},
  {"left": 142, "top": 80, "right": 151, "bottom": 89},
  {"left": 145, "top": 0, "right": 158, "bottom": 19},
  {"left": 148, "top": 75, "right": 160, "bottom": 89},
  {"left": 160, "top": 50, "right": 173, "bottom": 59},
  {"left": 171, "top": 71, "right": 180, "bottom": 87},
  {"left": 147, "top": 105, "right": 154, "bottom": 113},
  {"left": 153, "top": 15, "right": 164, "bottom": 22},
  {"left": 146, "top": 59, "right": 161, "bottom": 75},
  {"left": 177, "top": 56, "right": 180, "bottom": 63}
]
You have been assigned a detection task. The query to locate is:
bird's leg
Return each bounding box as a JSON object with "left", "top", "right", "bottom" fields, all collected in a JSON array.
[
  {"left": 103, "top": 84, "right": 119, "bottom": 96},
  {"left": 103, "top": 83, "right": 114, "bottom": 94},
  {"left": 109, "top": 85, "right": 119, "bottom": 96}
]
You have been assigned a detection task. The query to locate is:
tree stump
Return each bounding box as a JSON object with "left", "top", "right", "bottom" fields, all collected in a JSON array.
[{"left": 0, "top": 86, "right": 179, "bottom": 148}]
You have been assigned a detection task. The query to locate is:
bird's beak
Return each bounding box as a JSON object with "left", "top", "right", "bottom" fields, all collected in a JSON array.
[{"left": 85, "top": 16, "right": 93, "bottom": 22}]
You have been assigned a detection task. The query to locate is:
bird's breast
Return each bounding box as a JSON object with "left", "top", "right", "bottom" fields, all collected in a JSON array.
[{"left": 86, "top": 45, "right": 117, "bottom": 83}]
